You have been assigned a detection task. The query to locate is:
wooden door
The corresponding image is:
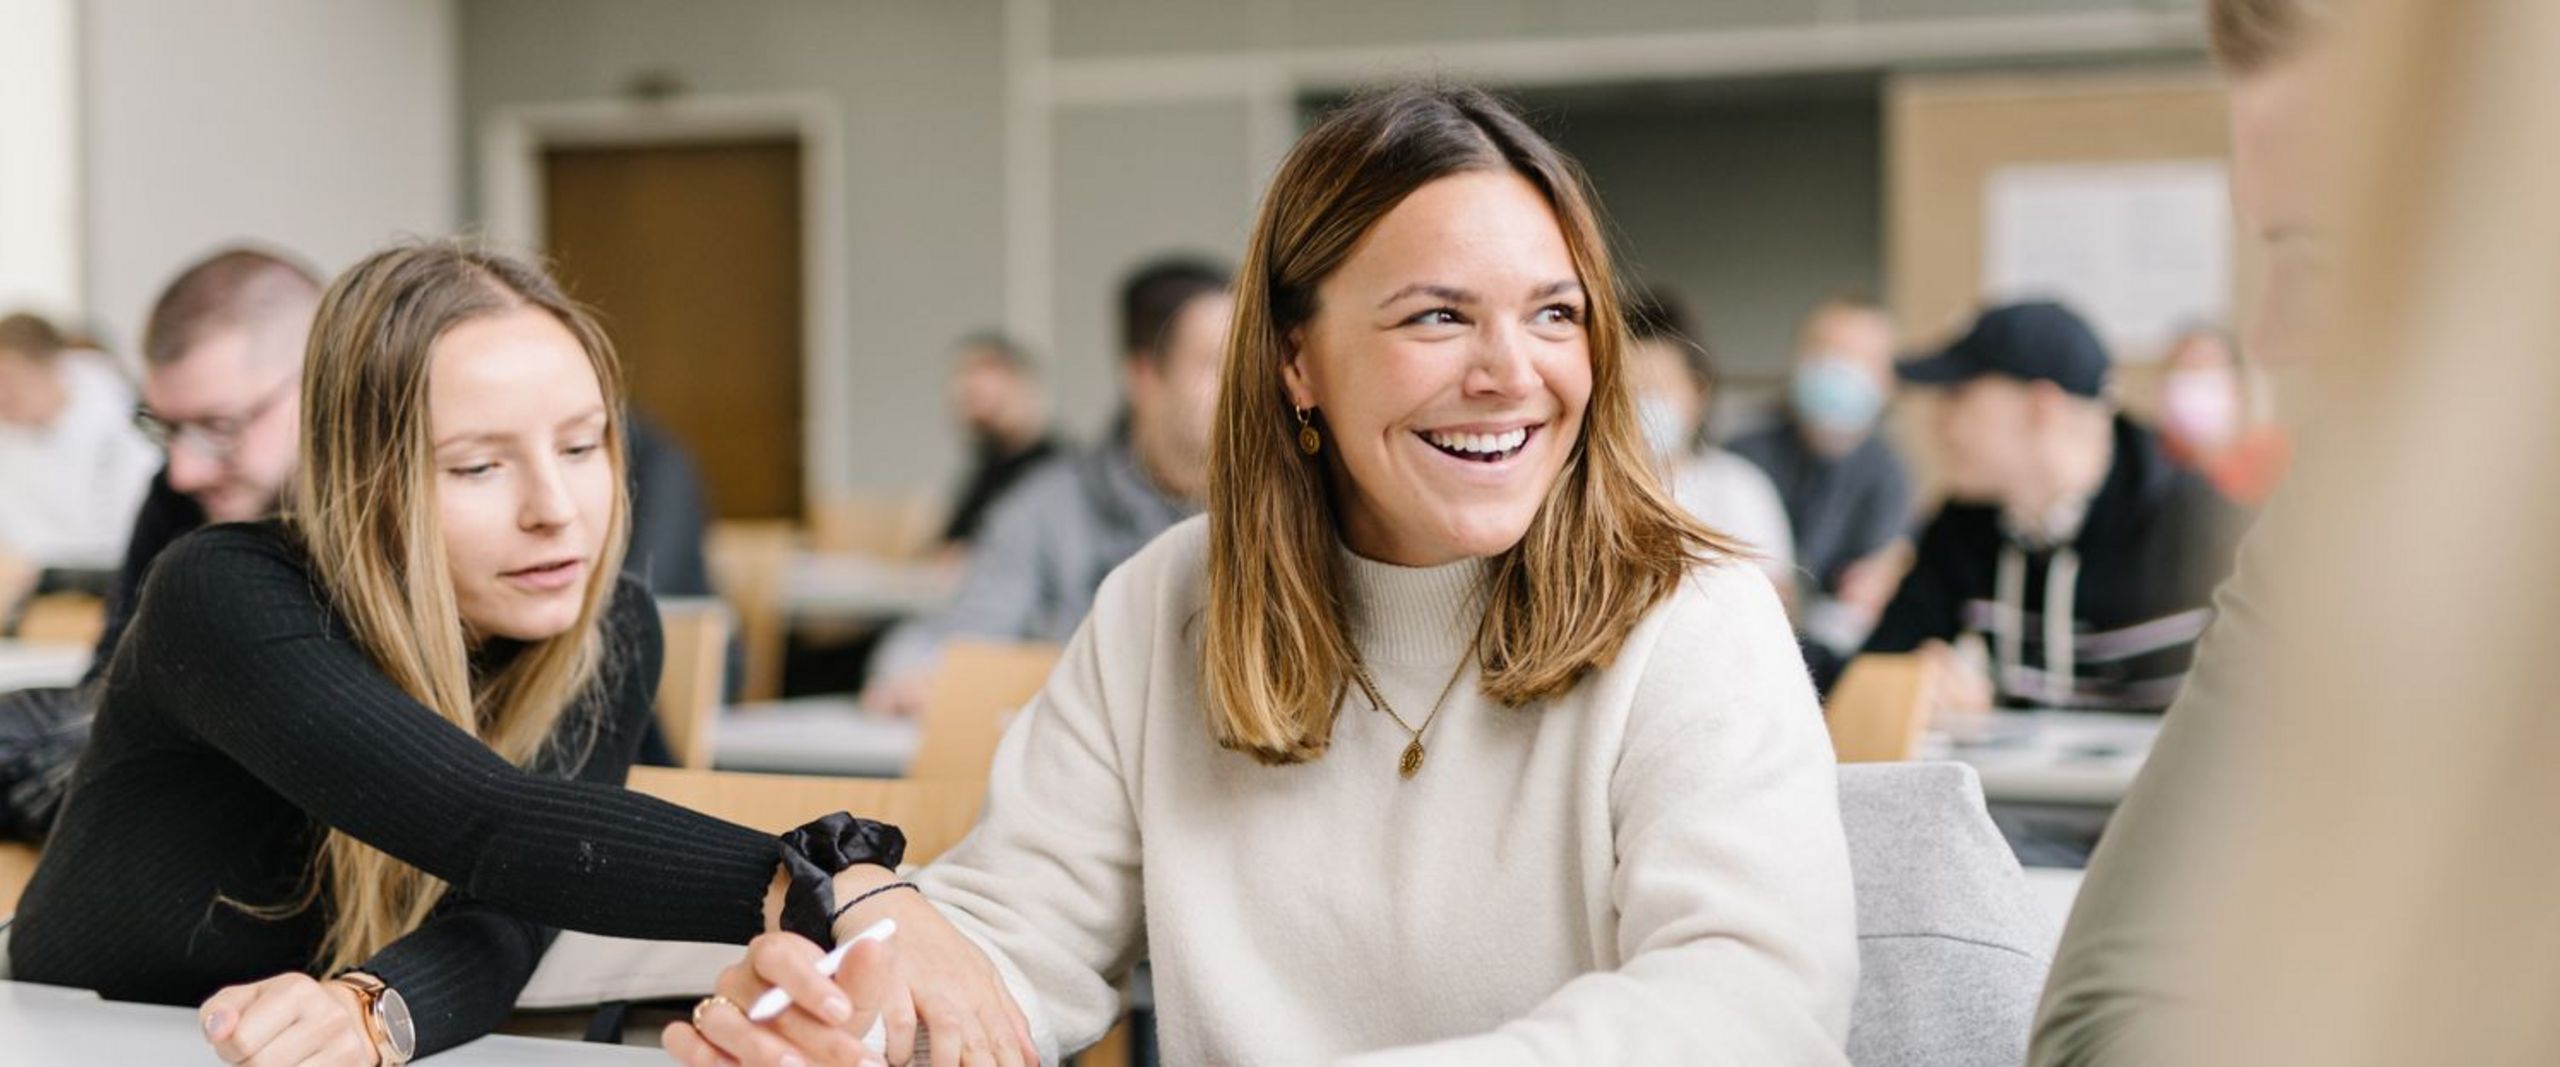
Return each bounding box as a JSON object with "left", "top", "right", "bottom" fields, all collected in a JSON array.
[{"left": 543, "top": 139, "right": 805, "bottom": 520}]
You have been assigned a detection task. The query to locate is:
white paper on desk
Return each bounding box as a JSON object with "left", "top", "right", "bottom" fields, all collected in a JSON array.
[{"left": 1983, "top": 160, "right": 2232, "bottom": 363}]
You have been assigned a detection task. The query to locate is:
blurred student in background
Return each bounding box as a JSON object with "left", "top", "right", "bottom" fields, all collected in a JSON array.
[
  {"left": 0, "top": 311, "right": 160, "bottom": 577},
  {"left": 1624, "top": 287, "right": 1795, "bottom": 600},
  {"left": 938, "top": 333, "right": 1061, "bottom": 549},
  {"left": 1731, "top": 298, "right": 1914, "bottom": 653},
  {"left": 863, "top": 258, "right": 1231, "bottom": 715},
  {"left": 2153, "top": 325, "right": 2292, "bottom": 506},
  {"left": 0, "top": 247, "right": 321, "bottom": 841},
  {"left": 2029, "top": 0, "right": 2353, "bottom": 1059},
  {"left": 0, "top": 246, "right": 718, "bottom": 839},
  {"left": 1861, "top": 301, "right": 2245, "bottom": 719}
]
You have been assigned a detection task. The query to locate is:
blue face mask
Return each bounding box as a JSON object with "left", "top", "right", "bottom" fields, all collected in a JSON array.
[{"left": 1791, "top": 357, "right": 1884, "bottom": 435}]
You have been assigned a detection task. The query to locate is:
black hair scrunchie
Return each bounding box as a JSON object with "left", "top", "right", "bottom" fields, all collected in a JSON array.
[{"left": 775, "top": 813, "right": 907, "bottom": 947}]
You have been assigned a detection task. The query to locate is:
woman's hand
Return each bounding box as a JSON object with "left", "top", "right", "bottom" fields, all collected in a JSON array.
[
  {"left": 677, "top": 872, "right": 1038, "bottom": 1067},
  {"left": 666, "top": 930, "right": 895, "bottom": 1067},
  {"left": 1834, "top": 542, "right": 1913, "bottom": 620},
  {"left": 848, "top": 881, "right": 1038, "bottom": 1067},
  {"left": 858, "top": 670, "right": 932, "bottom": 719},
  {"left": 1918, "top": 637, "right": 1996, "bottom": 735},
  {"left": 198, "top": 972, "right": 378, "bottom": 1067}
]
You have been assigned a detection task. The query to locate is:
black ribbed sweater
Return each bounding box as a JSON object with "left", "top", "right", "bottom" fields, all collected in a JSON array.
[{"left": 8, "top": 522, "right": 782, "bottom": 1056}]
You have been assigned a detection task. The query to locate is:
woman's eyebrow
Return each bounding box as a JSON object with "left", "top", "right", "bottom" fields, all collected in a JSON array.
[
  {"left": 431, "top": 429, "right": 510, "bottom": 451},
  {"left": 1377, "top": 282, "right": 1477, "bottom": 309}
]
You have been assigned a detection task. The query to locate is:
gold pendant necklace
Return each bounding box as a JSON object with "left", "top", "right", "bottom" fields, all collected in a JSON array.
[{"left": 1346, "top": 655, "right": 1471, "bottom": 780}]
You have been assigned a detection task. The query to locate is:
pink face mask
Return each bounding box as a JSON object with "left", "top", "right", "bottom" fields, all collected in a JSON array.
[{"left": 2161, "top": 368, "right": 2241, "bottom": 451}]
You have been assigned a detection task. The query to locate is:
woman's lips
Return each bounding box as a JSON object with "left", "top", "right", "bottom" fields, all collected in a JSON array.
[{"left": 502, "top": 558, "right": 584, "bottom": 592}]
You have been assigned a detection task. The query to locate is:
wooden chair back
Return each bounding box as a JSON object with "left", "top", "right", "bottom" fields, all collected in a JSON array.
[
  {"left": 707, "top": 520, "right": 796, "bottom": 703},
  {"left": 0, "top": 841, "right": 39, "bottom": 916},
  {"left": 653, "top": 598, "right": 731, "bottom": 768},
  {"left": 908, "top": 640, "right": 1061, "bottom": 780},
  {"left": 806, "top": 491, "right": 941, "bottom": 561},
  {"left": 625, "top": 767, "right": 985, "bottom": 865},
  {"left": 1826, "top": 652, "right": 1941, "bottom": 763},
  {"left": 15, "top": 594, "right": 105, "bottom": 647}
]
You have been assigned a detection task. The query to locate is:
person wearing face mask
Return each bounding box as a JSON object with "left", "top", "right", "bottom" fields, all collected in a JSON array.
[
  {"left": 1730, "top": 298, "right": 1916, "bottom": 650},
  {"left": 1624, "top": 287, "right": 1796, "bottom": 601},
  {"left": 2153, "top": 326, "right": 2292, "bottom": 506}
]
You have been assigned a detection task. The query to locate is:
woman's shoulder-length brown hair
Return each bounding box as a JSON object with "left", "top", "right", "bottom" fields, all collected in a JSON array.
[{"left": 1202, "top": 83, "right": 1743, "bottom": 766}]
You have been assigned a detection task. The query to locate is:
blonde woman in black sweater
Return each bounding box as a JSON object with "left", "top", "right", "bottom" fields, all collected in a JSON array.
[{"left": 10, "top": 242, "right": 1031, "bottom": 1066}]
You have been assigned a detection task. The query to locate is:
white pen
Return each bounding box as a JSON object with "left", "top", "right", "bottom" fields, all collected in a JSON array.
[{"left": 747, "top": 917, "right": 899, "bottom": 1023}]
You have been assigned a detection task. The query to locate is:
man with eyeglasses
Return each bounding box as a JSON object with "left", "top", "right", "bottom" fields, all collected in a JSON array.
[{"left": 0, "top": 247, "right": 322, "bottom": 840}]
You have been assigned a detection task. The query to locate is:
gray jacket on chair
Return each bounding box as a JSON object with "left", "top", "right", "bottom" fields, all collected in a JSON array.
[{"left": 1840, "top": 762, "right": 2053, "bottom": 1067}]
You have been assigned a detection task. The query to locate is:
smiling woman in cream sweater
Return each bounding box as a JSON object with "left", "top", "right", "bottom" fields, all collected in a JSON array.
[{"left": 679, "top": 84, "right": 1856, "bottom": 1067}]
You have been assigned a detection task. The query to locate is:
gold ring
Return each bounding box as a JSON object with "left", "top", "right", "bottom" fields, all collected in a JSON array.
[{"left": 692, "top": 994, "right": 739, "bottom": 1029}]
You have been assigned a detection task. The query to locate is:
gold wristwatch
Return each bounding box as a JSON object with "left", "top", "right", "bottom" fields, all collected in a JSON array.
[{"left": 335, "top": 971, "right": 417, "bottom": 1066}]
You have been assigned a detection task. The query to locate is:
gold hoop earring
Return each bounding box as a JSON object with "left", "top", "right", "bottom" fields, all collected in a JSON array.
[{"left": 1295, "top": 406, "right": 1322, "bottom": 456}]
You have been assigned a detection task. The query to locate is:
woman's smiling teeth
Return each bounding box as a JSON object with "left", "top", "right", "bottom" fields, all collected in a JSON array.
[{"left": 1421, "top": 425, "right": 1534, "bottom": 462}]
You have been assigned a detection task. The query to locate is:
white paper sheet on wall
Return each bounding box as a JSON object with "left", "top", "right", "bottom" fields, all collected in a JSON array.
[{"left": 1982, "top": 160, "right": 2231, "bottom": 363}]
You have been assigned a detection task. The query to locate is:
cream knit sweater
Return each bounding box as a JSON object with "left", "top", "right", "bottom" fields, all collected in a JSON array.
[{"left": 913, "top": 517, "right": 1857, "bottom": 1065}]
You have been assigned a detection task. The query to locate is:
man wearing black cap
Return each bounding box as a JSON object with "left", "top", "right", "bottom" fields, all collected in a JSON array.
[{"left": 1860, "top": 301, "right": 2245, "bottom": 715}]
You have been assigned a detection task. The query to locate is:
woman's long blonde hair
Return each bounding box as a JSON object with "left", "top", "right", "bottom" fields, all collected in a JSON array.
[
  {"left": 281, "top": 240, "right": 630, "bottom": 973},
  {"left": 1204, "top": 85, "right": 1742, "bottom": 764}
]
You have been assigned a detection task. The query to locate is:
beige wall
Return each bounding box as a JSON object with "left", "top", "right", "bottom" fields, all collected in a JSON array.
[
  {"left": 1885, "top": 67, "right": 2236, "bottom": 348},
  {"left": 459, "top": 0, "right": 1009, "bottom": 493},
  {"left": 1047, "top": 100, "right": 1255, "bottom": 438},
  {"left": 1534, "top": 85, "right": 1885, "bottom": 390},
  {"left": 82, "top": 0, "right": 458, "bottom": 352},
  {"left": 0, "top": 0, "right": 81, "bottom": 321},
  {"left": 456, "top": 0, "right": 2208, "bottom": 493}
]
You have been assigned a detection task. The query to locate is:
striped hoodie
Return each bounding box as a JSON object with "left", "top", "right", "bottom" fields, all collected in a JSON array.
[{"left": 1861, "top": 415, "right": 2248, "bottom": 712}]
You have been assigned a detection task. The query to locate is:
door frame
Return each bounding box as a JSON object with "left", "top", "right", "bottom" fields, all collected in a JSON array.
[{"left": 480, "top": 93, "right": 850, "bottom": 517}]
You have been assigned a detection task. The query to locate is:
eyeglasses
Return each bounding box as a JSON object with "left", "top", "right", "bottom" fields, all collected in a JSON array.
[{"left": 133, "top": 372, "right": 298, "bottom": 462}]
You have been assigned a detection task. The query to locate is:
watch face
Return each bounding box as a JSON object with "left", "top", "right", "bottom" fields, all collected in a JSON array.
[{"left": 377, "top": 987, "right": 417, "bottom": 1060}]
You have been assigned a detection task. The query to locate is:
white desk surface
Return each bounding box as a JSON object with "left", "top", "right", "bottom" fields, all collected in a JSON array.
[
  {"left": 779, "top": 552, "right": 962, "bottom": 622},
  {"left": 713, "top": 696, "right": 918, "bottom": 777},
  {"left": 0, "top": 980, "right": 659, "bottom": 1065},
  {"left": 1927, "top": 709, "right": 2161, "bottom": 807},
  {"left": 0, "top": 641, "right": 89, "bottom": 692}
]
